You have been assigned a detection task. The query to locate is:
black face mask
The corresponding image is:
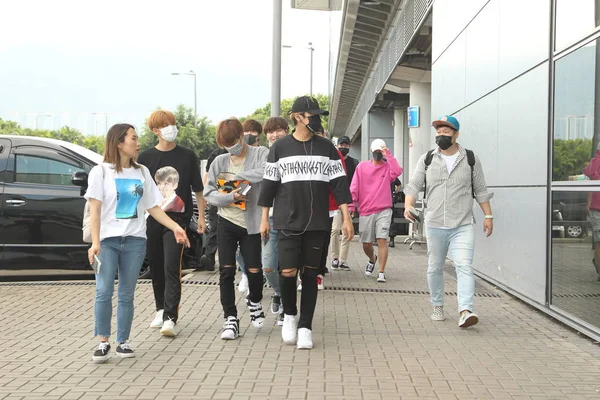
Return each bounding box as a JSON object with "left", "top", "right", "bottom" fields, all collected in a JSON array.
[
  {"left": 372, "top": 151, "right": 383, "bottom": 161},
  {"left": 436, "top": 134, "right": 454, "bottom": 150},
  {"left": 303, "top": 114, "right": 323, "bottom": 134},
  {"left": 339, "top": 147, "right": 349, "bottom": 156},
  {"left": 244, "top": 134, "right": 257, "bottom": 145}
]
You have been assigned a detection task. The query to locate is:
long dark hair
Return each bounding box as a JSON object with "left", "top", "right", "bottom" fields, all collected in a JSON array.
[{"left": 104, "top": 123, "right": 139, "bottom": 172}]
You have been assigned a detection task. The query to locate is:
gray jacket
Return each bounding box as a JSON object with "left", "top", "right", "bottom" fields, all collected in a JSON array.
[
  {"left": 203, "top": 145, "right": 269, "bottom": 234},
  {"left": 403, "top": 145, "right": 493, "bottom": 229}
]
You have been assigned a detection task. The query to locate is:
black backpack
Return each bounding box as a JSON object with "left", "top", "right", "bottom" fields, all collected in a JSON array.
[{"left": 423, "top": 149, "right": 476, "bottom": 200}]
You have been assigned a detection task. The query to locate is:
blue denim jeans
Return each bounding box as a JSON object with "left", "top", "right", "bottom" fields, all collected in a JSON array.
[
  {"left": 262, "top": 218, "right": 280, "bottom": 296},
  {"left": 94, "top": 236, "right": 146, "bottom": 343},
  {"left": 425, "top": 224, "right": 475, "bottom": 313},
  {"left": 236, "top": 248, "right": 246, "bottom": 274}
]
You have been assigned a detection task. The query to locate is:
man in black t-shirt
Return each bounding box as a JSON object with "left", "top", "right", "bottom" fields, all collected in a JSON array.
[
  {"left": 258, "top": 96, "right": 354, "bottom": 350},
  {"left": 138, "top": 110, "right": 206, "bottom": 338},
  {"left": 201, "top": 147, "right": 228, "bottom": 271}
]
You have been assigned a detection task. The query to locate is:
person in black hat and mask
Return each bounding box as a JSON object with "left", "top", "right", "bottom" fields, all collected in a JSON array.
[
  {"left": 330, "top": 135, "right": 359, "bottom": 271},
  {"left": 258, "top": 96, "right": 354, "bottom": 350}
]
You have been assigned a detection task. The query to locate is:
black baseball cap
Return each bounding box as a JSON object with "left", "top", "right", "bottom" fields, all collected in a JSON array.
[
  {"left": 338, "top": 135, "right": 351, "bottom": 145},
  {"left": 289, "top": 96, "right": 329, "bottom": 116}
]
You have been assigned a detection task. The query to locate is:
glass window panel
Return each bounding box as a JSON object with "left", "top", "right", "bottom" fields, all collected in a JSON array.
[
  {"left": 553, "top": 39, "right": 598, "bottom": 181},
  {"left": 551, "top": 190, "right": 600, "bottom": 327},
  {"left": 555, "top": 0, "right": 599, "bottom": 51},
  {"left": 15, "top": 154, "right": 83, "bottom": 186}
]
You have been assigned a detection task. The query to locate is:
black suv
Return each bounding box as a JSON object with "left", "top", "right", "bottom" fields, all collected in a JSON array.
[{"left": 0, "top": 135, "right": 202, "bottom": 278}]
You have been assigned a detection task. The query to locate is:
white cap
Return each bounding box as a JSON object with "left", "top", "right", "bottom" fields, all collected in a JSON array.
[{"left": 370, "top": 138, "right": 386, "bottom": 152}]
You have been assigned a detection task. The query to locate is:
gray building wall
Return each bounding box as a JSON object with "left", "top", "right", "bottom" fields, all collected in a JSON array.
[{"left": 431, "top": 0, "right": 551, "bottom": 304}]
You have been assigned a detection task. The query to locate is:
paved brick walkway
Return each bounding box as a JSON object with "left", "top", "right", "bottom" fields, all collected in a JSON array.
[{"left": 1, "top": 237, "right": 599, "bottom": 399}]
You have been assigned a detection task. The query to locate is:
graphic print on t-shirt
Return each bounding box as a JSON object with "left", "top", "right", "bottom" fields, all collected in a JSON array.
[
  {"left": 115, "top": 178, "right": 144, "bottom": 219},
  {"left": 155, "top": 166, "right": 185, "bottom": 213}
]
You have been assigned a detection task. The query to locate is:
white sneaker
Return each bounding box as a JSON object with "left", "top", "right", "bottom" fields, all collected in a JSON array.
[
  {"left": 431, "top": 306, "right": 445, "bottom": 321},
  {"left": 238, "top": 274, "right": 249, "bottom": 293},
  {"left": 150, "top": 309, "right": 164, "bottom": 328},
  {"left": 246, "top": 298, "right": 265, "bottom": 328},
  {"left": 160, "top": 319, "right": 176, "bottom": 337},
  {"left": 221, "top": 316, "right": 239, "bottom": 340},
  {"left": 282, "top": 314, "right": 298, "bottom": 344},
  {"left": 458, "top": 311, "right": 479, "bottom": 328},
  {"left": 297, "top": 328, "right": 313, "bottom": 350},
  {"left": 377, "top": 272, "right": 386, "bottom": 283},
  {"left": 317, "top": 274, "right": 324, "bottom": 290},
  {"left": 297, "top": 276, "right": 302, "bottom": 291}
]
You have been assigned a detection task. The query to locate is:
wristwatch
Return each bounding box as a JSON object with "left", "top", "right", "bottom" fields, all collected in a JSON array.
[{"left": 484, "top": 215, "right": 494, "bottom": 219}]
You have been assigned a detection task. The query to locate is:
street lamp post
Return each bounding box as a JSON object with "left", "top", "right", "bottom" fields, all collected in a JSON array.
[
  {"left": 283, "top": 42, "right": 315, "bottom": 96},
  {"left": 171, "top": 70, "right": 197, "bottom": 122}
]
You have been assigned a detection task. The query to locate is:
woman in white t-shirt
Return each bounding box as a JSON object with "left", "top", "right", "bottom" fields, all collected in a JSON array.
[{"left": 85, "top": 124, "right": 190, "bottom": 363}]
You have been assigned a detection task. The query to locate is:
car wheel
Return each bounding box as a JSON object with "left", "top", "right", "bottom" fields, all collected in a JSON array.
[{"left": 566, "top": 225, "right": 584, "bottom": 238}]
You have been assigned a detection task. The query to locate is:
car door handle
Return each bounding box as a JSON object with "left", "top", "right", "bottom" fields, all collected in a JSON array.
[{"left": 6, "top": 199, "right": 26, "bottom": 206}]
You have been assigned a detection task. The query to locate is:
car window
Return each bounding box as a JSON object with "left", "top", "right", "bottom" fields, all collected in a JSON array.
[{"left": 15, "top": 154, "right": 85, "bottom": 186}]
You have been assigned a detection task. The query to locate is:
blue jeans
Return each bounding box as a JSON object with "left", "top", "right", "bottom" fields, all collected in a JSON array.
[
  {"left": 262, "top": 218, "right": 280, "bottom": 296},
  {"left": 425, "top": 224, "right": 475, "bottom": 313},
  {"left": 236, "top": 248, "right": 246, "bottom": 274},
  {"left": 95, "top": 236, "right": 146, "bottom": 343}
]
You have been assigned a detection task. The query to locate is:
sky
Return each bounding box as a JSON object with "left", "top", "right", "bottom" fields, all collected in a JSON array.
[{"left": 0, "top": 0, "right": 333, "bottom": 135}]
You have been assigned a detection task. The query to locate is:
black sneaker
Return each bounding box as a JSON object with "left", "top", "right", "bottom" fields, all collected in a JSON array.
[
  {"left": 339, "top": 262, "right": 350, "bottom": 271},
  {"left": 92, "top": 342, "right": 110, "bottom": 363},
  {"left": 271, "top": 295, "right": 282, "bottom": 314},
  {"left": 200, "top": 255, "right": 215, "bottom": 271},
  {"left": 365, "top": 256, "right": 377, "bottom": 276},
  {"left": 116, "top": 343, "right": 135, "bottom": 358},
  {"left": 331, "top": 259, "right": 340, "bottom": 270}
]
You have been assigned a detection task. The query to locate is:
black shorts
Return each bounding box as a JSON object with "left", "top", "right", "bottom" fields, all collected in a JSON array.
[
  {"left": 217, "top": 216, "right": 262, "bottom": 269},
  {"left": 278, "top": 230, "right": 328, "bottom": 270}
]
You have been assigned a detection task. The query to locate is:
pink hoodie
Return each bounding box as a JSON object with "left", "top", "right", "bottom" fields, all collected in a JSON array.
[{"left": 350, "top": 149, "right": 403, "bottom": 216}]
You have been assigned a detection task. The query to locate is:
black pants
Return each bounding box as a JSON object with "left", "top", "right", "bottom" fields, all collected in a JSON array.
[
  {"left": 147, "top": 215, "right": 186, "bottom": 323},
  {"left": 279, "top": 230, "right": 327, "bottom": 330},
  {"left": 205, "top": 205, "right": 219, "bottom": 261},
  {"left": 319, "top": 217, "right": 334, "bottom": 274},
  {"left": 217, "top": 216, "right": 263, "bottom": 318}
]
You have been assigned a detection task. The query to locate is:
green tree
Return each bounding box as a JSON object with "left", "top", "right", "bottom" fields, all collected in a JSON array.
[
  {"left": 0, "top": 118, "right": 106, "bottom": 155},
  {"left": 553, "top": 139, "right": 593, "bottom": 181},
  {"left": 242, "top": 93, "right": 330, "bottom": 131}
]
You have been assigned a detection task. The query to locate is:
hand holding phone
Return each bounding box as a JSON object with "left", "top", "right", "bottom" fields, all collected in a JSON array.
[{"left": 91, "top": 255, "right": 102, "bottom": 274}]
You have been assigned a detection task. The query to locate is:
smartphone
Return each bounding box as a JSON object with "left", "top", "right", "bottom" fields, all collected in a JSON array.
[
  {"left": 408, "top": 207, "right": 421, "bottom": 222},
  {"left": 262, "top": 234, "right": 269, "bottom": 246},
  {"left": 238, "top": 182, "right": 252, "bottom": 196},
  {"left": 91, "top": 255, "right": 102, "bottom": 274}
]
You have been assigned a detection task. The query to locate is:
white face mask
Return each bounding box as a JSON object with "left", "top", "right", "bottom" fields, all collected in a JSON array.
[{"left": 160, "top": 125, "right": 178, "bottom": 142}]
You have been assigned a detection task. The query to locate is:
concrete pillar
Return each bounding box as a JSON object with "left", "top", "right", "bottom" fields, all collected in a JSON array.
[
  {"left": 408, "top": 82, "right": 432, "bottom": 180},
  {"left": 361, "top": 113, "right": 370, "bottom": 162},
  {"left": 393, "top": 108, "right": 406, "bottom": 177}
]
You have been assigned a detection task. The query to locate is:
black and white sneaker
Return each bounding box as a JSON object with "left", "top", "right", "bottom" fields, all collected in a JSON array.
[
  {"left": 92, "top": 342, "right": 110, "bottom": 363},
  {"left": 331, "top": 259, "right": 340, "bottom": 271},
  {"left": 339, "top": 262, "right": 350, "bottom": 271},
  {"left": 116, "top": 343, "right": 135, "bottom": 358},
  {"left": 271, "top": 295, "right": 282, "bottom": 314},
  {"left": 246, "top": 297, "right": 265, "bottom": 328},
  {"left": 365, "top": 256, "right": 377, "bottom": 276},
  {"left": 277, "top": 312, "right": 284, "bottom": 326},
  {"left": 221, "top": 316, "right": 240, "bottom": 340}
]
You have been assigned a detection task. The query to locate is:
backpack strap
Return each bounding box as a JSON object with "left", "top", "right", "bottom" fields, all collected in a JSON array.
[
  {"left": 465, "top": 149, "right": 475, "bottom": 198},
  {"left": 423, "top": 150, "right": 434, "bottom": 201}
]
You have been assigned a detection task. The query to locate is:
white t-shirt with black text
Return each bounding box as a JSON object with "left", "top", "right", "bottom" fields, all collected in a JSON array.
[{"left": 85, "top": 163, "right": 163, "bottom": 241}]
